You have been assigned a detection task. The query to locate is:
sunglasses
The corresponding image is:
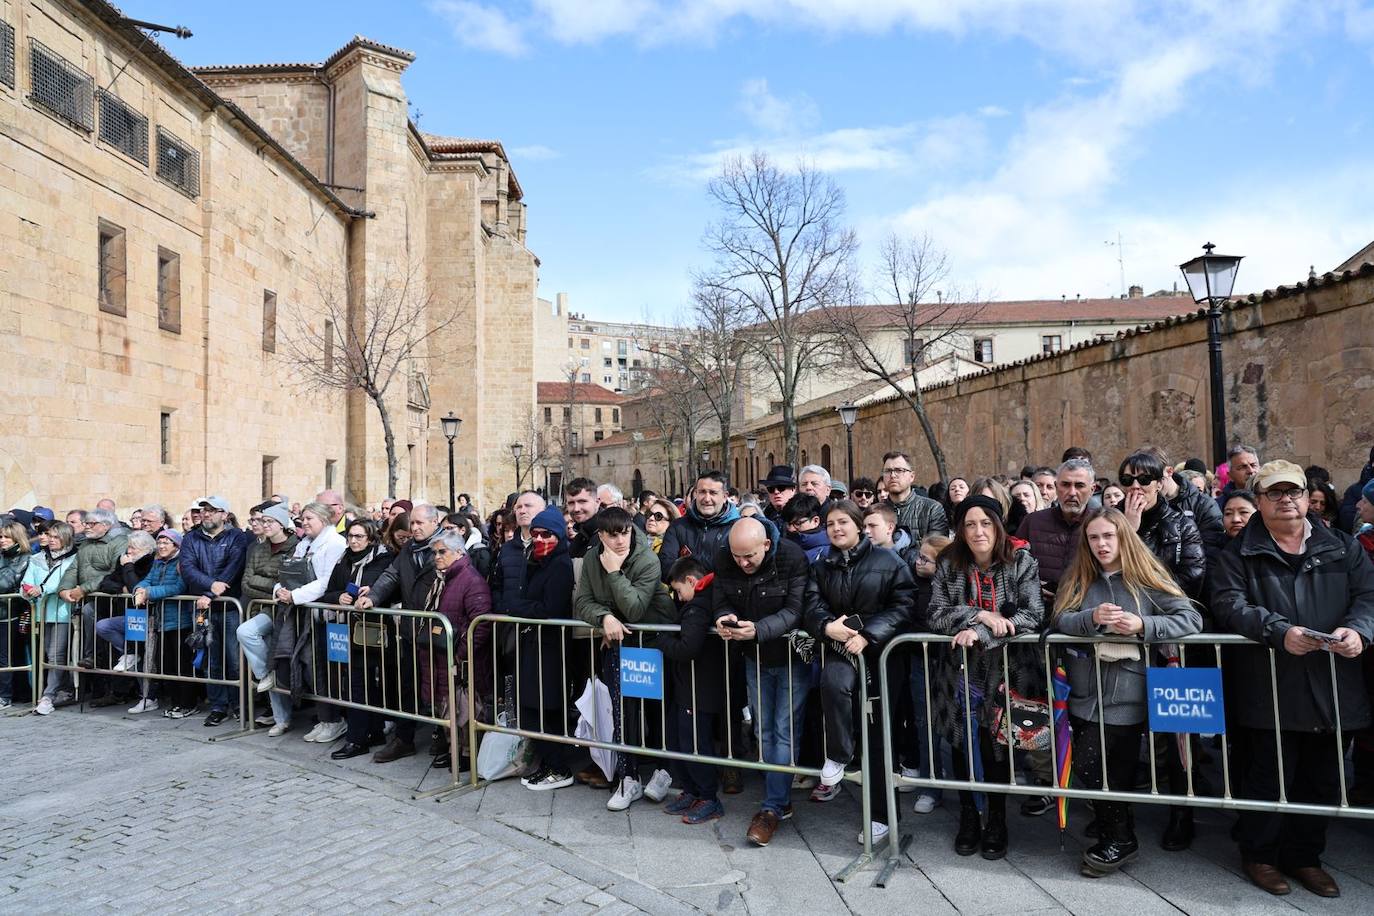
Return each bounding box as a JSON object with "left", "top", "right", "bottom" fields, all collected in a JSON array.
[
  {"left": 531, "top": 530, "right": 558, "bottom": 539},
  {"left": 1119, "top": 473, "right": 1160, "bottom": 488},
  {"left": 766, "top": 485, "right": 793, "bottom": 494},
  {"left": 647, "top": 512, "right": 670, "bottom": 522},
  {"left": 851, "top": 490, "right": 874, "bottom": 499}
]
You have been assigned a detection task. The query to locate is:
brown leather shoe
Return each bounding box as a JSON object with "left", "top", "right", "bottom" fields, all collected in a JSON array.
[
  {"left": 574, "top": 765, "right": 610, "bottom": 789},
  {"left": 1242, "top": 861, "right": 1291, "bottom": 896},
  {"left": 722, "top": 767, "right": 743, "bottom": 794},
  {"left": 1285, "top": 866, "right": 1339, "bottom": 898},
  {"left": 372, "top": 737, "right": 416, "bottom": 764},
  {"left": 747, "top": 810, "right": 781, "bottom": 847}
]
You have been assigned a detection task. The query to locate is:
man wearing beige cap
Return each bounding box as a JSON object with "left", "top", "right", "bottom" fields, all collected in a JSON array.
[{"left": 1211, "top": 459, "right": 1374, "bottom": 898}]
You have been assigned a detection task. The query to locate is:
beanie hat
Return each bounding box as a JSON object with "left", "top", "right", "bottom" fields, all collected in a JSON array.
[
  {"left": 262, "top": 504, "right": 294, "bottom": 530},
  {"left": 156, "top": 528, "right": 183, "bottom": 547},
  {"left": 952, "top": 494, "right": 1004, "bottom": 530},
  {"left": 1362, "top": 478, "right": 1374, "bottom": 506}
]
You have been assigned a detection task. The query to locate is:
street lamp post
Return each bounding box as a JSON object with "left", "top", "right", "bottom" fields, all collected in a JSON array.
[
  {"left": 510, "top": 442, "right": 523, "bottom": 493},
  {"left": 441, "top": 412, "right": 462, "bottom": 510},
  {"left": 1179, "top": 242, "right": 1243, "bottom": 467},
  {"left": 700, "top": 448, "right": 710, "bottom": 480},
  {"left": 836, "top": 402, "right": 858, "bottom": 488},
  {"left": 746, "top": 434, "right": 757, "bottom": 488}
]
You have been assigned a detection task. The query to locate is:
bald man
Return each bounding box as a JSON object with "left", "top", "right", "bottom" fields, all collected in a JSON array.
[
  {"left": 512, "top": 490, "right": 547, "bottom": 542},
  {"left": 711, "top": 515, "right": 813, "bottom": 847},
  {"left": 316, "top": 489, "right": 347, "bottom": 532}
]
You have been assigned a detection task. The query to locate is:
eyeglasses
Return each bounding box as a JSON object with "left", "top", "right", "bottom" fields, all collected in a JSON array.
[
  {"left": 347, "top": 532, "right": 369, "bottom": 540},
  {"left": 647, "top": 513, "right": 670, "bottom": 522},
  {"left": 1261, "top": 487, "right": 1305, "bottom": 503},
  {"left": 766, "top": 485, "right": 793, "bottom": 494},
  {"left": 914, "top": 554, "right": 936, "bottom": 567},
  {"left": 1118, "top": 473, "right": 1160, "bottom": 488},
  {"left": 882, "top": 467, "right": 912, "bottom": 476}
]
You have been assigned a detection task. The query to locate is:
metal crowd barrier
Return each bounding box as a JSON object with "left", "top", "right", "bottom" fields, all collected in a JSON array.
[
  {"left": 462, "top": 614, "right": 883, "bottom": 879},
  {"left": 37, "top": 592, "right": 246, "bottom": 728},
  {"left": 239, "top": 599, "right": 462, "bottom": 798},
  {"left": 1, "top": 592, "right": 38, "bottom": 715},
  {"left": 867, "top": 631, "right": 1374, "bottom": 887}
]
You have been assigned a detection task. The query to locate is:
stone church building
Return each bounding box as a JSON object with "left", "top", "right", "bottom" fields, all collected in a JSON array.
[{"left": 0, "top": 0, "right": 543, "bottom": 514}]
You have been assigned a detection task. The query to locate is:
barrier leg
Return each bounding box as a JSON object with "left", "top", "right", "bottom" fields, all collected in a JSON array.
[{"left": 837, "top": 656, "right": 878, "bottom": 883}]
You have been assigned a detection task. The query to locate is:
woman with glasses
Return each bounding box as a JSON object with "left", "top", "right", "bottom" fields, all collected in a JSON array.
[
  {"left": 324, "top": 520, "right": 395, "bottom": 759},
  {"left": 644, "top": 498, "right": 678, "bottom": 553}
]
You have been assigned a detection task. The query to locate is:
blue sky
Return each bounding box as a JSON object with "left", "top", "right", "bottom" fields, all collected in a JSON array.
[{"left": 133, "top": 1, "right": 1374, "bottom": 322}]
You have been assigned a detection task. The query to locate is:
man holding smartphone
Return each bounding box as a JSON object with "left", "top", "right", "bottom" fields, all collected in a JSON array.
[
  {"left": 712, "top": 517, "right": 810, "bottom": 847},
  {"left": 1212, "top": 460, "right": 1374, "bottom": 898}
]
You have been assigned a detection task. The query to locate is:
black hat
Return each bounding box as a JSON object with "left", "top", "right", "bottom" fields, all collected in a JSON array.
[
  {"left": 761, "top": 465, "right": 796, "bottom": 488},
  {"left": 952, "top": 494, "right": 1004, "bottom": 530},
  {"left": 1182, "top": 458, "right": 1207, "bottom": 474}
]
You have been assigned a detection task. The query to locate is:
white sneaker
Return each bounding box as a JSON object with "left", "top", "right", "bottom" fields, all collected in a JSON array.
[
  {"left": 315, "top": 721, "right": 347, "bottom": 744},
  {"left": 914, "top": 794, "right": 938, "bottom": 814},
  {"left": 256, "top": 672, "right": 275, "bottom": 694},
  {"left": 113, "top": 654, "right": 140, "bottom": 673},
  {"left": 643, "top": 769, "right": 673, "bottom": 803},
  {"left": 858, "top": 822, "right": 890, "bottom": 845},
  {"left": 607, "top": 776, "right": 644, "bottom": 811},
  {"left": 35, "top": 697, "right": 54, "bottom": 716},
  {"left": 0, "top": 698, "right": 12, "bottom": 709},
  {"left": 268, "top": 722, "right": 291, "bottom": 737},
  {"left": 303, "top": 722, "right": 326, "bottom": 743},
  {"left": 792, "top": 773, "right": 818, "bottom": 790},
  {"left": 128, "top": 698, "right": 159, "bottom": 715},
  {"left": 897, "top": 766, "right": 920, "bottom": 792},
  {"left": 820, "top": 758, "right": 846, "bottom": 787}
]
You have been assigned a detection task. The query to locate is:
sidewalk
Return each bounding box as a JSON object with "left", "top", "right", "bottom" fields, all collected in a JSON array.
[{"left": 4, "top": 704, "right": 1374, "bottom": 914}]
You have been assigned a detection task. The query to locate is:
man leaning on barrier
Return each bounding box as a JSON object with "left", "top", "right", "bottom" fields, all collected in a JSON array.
[
  {"left": 1211, "top": 459, "right": 1374, "bottom": 899},
  {"left": 177, "top": 497, "right": 250, "bottom": 727},
  {"left": 712, "top": 515, "right": 811, "bottom": 848}
]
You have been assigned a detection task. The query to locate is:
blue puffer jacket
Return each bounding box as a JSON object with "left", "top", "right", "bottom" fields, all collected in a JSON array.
[
  {"left": 135, "top": 554, "right": 193, "bottom": 631},
  {"left": 178, "top": 526, "right": 251, "bottom": 600},
  {"left": 790, "top": 527, "right": 830, "bottom": 564}
]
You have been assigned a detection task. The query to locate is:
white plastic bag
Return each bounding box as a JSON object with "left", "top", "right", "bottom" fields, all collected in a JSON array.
[{"left": 476, "top": 711, "right": 533, "bottom": 781}]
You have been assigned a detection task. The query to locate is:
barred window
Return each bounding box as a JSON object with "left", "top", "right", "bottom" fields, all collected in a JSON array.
[
  {"left": 29, "top": 38, "right": 93, "bottom": 130},
  {"left": 157, "top": 248, "right": 181, "bottom": 333},
  {"left": 98, "top": 219, "right": 126, "bottom": 316},
  {"left": 97, "top": 89, "right": 148, "bottom": 164},
  {"left": 1, "top": 21, "right": 15, "bottom": 90},
  {"left": 262, "top": 290, "right": 277, "bottom": 353},
  {"left": 156, "top": 126, "right": 200, "bottom": 198}
]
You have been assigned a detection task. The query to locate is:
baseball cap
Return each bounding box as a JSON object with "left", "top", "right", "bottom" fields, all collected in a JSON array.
[
  {"left": 1251, "top": 460, "right": 1306, "bottom": 492},
  {"left": 197, "top": 496, "right": 230, "bottom": 512}
]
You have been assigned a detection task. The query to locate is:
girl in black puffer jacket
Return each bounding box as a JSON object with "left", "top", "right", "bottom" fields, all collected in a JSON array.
[{"left": 803, "top": 500, "right": 916, "bottom": 843}]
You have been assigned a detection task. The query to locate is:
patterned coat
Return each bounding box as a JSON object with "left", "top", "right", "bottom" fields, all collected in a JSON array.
[{"left": 925, "top": 548, "right": 1045, "bottom": 750}]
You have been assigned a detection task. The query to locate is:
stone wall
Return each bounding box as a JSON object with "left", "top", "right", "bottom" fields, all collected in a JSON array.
[{"left": 728, "top": 267, "right": 1374, "bottom": 488}]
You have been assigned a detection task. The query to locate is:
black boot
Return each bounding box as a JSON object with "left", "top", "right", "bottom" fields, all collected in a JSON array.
[
  {"left": 955, "top": 796, "right": 982, "bottom": 856},
  {"left": 1161, "top": 806, "right": 1193, "bottom": 851},
  {"left": 1082, "top": 804, "right": 1139, "bottom": 877},
  {"left": 981, "top": 795, "right": 1008, "bottom": 860}
]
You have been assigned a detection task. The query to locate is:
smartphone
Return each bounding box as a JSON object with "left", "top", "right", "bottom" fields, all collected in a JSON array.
[
  {"left": 720, "top": 620, "right": 743, "bottom": 629},
  {"left": 843, "top": 615, "right": 864, "bottom": 631}
]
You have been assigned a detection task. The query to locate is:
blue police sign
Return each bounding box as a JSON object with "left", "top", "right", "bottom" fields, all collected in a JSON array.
[
  {"left": 326, "top": 623, "right": 350, "bottom": 663},
  {"left": 124, "top": 609, "right": 148, "bottom": 643},
  {"left": 619, "top": 647, "right": 664, "bottom": 700},
  {"left": 1147, "top": 667, "right": 1225, "bottom": 734}
]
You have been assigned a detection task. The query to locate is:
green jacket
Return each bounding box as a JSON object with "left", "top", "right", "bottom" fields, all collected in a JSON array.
[
  {"left": 60, "top": 531, "right": 129, "bottom": 594},
  {"left": 241, "top": 533, "right": 300, "bottom": 606},
  {"left": 575, "top": 529, "right": 675, "bottom": 628}
]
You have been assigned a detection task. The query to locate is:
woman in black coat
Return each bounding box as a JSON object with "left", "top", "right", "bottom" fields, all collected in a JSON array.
[
  {"left": 803, "top": 500, "right": 916, "bottom": 843},
  {"left": 325, "top": 520, "right": 396, "bottom": 760}
]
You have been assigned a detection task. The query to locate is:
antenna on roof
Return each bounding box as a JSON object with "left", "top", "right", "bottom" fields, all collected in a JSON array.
[{"left": 1104, "top": 232, "right": 1127, "bottom": 298}]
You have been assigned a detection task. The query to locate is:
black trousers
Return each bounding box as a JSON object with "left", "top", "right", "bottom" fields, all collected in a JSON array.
[
  {"left": 818, "top": 655, "right": 892, "bottom": 823},
  {"left": 344, "top": 635, "right": 416, "bottom": 744},
  {"left": 523, "top": 702, "right": 577, "bottom": 773},
  {"left": 667, "top": 706, "right": 719, "bottom": 801},
  {"left": 953, "top": 729, "right": 1011, "bottom": 812},
  {"left": 1237, "top": 729, "right": 1348, "bottom": 868},
  {"left": 1072, "top": 716, "right": 1143, "bottom": 828}
]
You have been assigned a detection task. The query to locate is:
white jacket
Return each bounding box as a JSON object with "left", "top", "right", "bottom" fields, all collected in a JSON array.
[{"left": 280, "top": 525, "right": 347, "bottom": 606}]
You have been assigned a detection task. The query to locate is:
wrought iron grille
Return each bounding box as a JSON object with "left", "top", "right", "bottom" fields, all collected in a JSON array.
[
  {"left": 156, "top": 125, "right": 200, "bottom": 198},
  {"left": 1, "top": 21, "right": 15, "bottom": 90},
  {"left": 97, "top": 89, "right": 148, "bottom": 164},
  {"left": 28, "top": 38, "right": 93, "bottom": 130}
]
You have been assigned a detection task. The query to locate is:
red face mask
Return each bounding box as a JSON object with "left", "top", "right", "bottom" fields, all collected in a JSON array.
[{"left": 531, "top": 533, "right": 557, "bottom": 559}]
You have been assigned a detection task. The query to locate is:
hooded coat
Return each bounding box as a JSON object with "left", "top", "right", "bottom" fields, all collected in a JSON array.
[
  {"left": 575, "top": 526, "right": 675, "bottom": 628},
  {"left": 657, "top": 500, "right": 741, "bottom": 579}
]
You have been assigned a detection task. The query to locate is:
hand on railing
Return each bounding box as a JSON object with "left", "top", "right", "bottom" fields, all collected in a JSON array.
[
  {"left": 716, "top": 615, "right": 756, "bottom": 640},
  {"left": 133, "top": 588, "right": 148, "bottom": 607},
  {"left": 601, "top": 614, "right": 630, "bottom": 647},
  {"left": 975, "top": 610, "right": 1016, "bottom": 638},
  {"left": 952, "top": 628, "right": 980, "bottom": 648},
  {"left": 1092, "top": 603, "right": 1143, "bottom": 635}
]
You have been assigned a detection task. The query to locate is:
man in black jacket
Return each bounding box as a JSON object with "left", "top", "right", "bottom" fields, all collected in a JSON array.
[
  {"left": 658, "top": 470, "right": 740, "bottom": 579},
  {"left": 1211, "top": 460, "right": 1374, "bottom": 898},
  {"left": 712, "top": 517, "right": 810, "bottom": 847},
  {"left": 1118, "top": 451, "right": 1207, "bottom": 599}
]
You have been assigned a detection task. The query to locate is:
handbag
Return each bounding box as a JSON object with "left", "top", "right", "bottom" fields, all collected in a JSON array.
[
  {"left": 351, "top": 619, "right": 388, "bottom": 648},
  {"left": 278, "top": 549, "right": 315, "bottom": 592},
  {"left": 990, "top": 684, "right": 1051, "bottom": 751}
]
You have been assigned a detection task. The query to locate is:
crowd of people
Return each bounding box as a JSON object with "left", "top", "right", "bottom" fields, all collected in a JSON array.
[{"left": 2, "top": 442, "right": 1374, "bottom": 897}]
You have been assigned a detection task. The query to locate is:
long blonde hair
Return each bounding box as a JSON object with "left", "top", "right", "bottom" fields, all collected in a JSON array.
[{"left": 1053, "top": 508, "right": 1185, "bottom": 620}]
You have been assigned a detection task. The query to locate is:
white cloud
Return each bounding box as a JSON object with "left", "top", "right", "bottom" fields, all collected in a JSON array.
[
  {"left": 977, "top": 105, "right": 1009, "bottom": 117},
  {"left": 512, "top": 144, "right": 561, "bottom": 161},
  {"left": 429, "top": 1, "right": 529, "bottom": 55},
  {"left": 738, "top": 78, "right": 819, "bottom": 134}
]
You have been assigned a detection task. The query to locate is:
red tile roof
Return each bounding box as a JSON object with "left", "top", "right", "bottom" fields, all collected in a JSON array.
[
  {"left": 537, "top": 382, "right": 625, "bottom": 405},
  {"left": 829, "top": 295, "right": 1199, "bottom": 329}
]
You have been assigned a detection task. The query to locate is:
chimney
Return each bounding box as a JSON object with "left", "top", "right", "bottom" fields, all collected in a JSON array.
[
  {"left": 556, "top": 292, "right": 568, "bottom": 315},
  {"left": 1128, "top": 284, "right": 1143, "bottom": 298}
]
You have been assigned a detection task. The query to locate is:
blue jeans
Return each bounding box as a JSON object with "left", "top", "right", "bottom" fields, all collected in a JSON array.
[
  {"left": 207, "top": 607, "right": 241, "bottom": 713},
  {"left": 744, "top": 656, "right": 811, "bottom": 816}
]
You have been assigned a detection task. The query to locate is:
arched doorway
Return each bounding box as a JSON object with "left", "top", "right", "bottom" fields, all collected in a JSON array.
[
  {"left": 632, "top": 468, "right": 644, "bottom": 498},
  {"left": 820, "top": 444, "right": 832, "bottom": 474}
]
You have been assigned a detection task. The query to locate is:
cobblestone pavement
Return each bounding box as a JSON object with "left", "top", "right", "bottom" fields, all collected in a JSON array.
[
  {"left": 6, "top": 703, "right": 1374, "bottom": 914},
  {"left": 0, "top": 708, "right": 689, "bottom": 915}
]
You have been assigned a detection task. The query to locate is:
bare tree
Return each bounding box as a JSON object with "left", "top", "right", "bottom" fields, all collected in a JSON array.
[
  {"left": 283, "top": 258, "right": 467, "bottom": 498},
  {"left": 634, "top": 365, "right": 711, "bottom": 495},
  {"left": 819, "top": 231, "right": 985, "bottom": 482},
  {"left": 698, "top": 152, "right": 857, "bottom": 468},
  {"left": 642, "top": 286, "right": 749, "bottom": 485}
]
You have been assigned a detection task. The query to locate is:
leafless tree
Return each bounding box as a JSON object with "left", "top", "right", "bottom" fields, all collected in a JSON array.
[
  {"left": 819, "top": 231, "right": 985, "bottom": 482},
  {"left": 634, "top": 365, "right": 711, "bottom": 495},
  {"left": 697, "top": 152, "right": 856, "bottom": 468},
  {"left": 282, "top": 258, "right": 467, "bottom": 498}
]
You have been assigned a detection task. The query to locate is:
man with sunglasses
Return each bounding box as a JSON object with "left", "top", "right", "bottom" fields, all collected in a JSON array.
[
  {"left": 1117, "top": 450, "right": 1206, "bottom": 599},
  {"left": 849, "top": 477, "right": 879, "bottom": 510},
  {"left": 1212, "top": 460, "right": 1374, "bottom": 898},
  {"left": 879, "top": 451, "right": 948, "bottom": 541},
  {"left": 659, "top": 470, "right": 741, "bottom": 579},
  {"left": 760, "top": 466, "right": 797, "bottom": 527}
]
